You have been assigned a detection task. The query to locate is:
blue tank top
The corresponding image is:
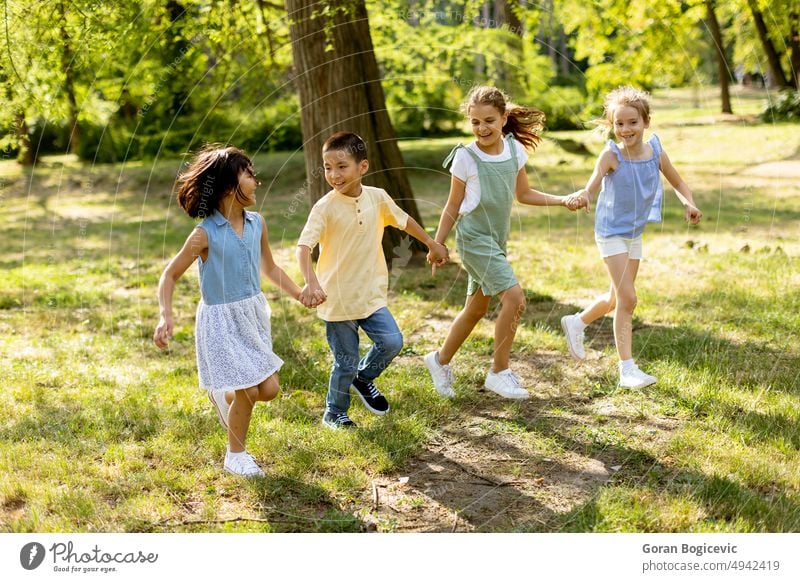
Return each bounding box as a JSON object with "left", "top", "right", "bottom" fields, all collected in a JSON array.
[
  {"left": 196, "top": 210, "right": 262, "bottom": 305},
  {"left": 595, "top": 134, "right": 663, "bottom": 239}
]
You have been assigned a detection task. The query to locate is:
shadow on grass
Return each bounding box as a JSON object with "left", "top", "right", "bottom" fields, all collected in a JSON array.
[{"left": 466, "top": 401, "right": 800, "bottom": 532}]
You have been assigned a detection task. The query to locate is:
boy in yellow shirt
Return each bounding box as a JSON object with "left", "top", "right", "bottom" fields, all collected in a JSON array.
[{"left": 297, "top": 132, "right": 448, "bottom": 429}]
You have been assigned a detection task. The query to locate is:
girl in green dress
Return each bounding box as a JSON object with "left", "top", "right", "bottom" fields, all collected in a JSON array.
[{"left": 424, "top": 86, "right": 584, "bottom": 399}]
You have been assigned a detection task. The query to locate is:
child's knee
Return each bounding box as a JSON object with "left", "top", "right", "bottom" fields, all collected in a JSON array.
[
  {"left": 616, "top": 290, "right": 637, "bottom": 312},
  {"left": 503, "top": 286, "right": 526, "bottom": 311},
  {"left": 382, "top": 332, "right": 404, "bottom": 358},
  {"left": 258, "top": 376, "right": 280, "bottom": 401}
]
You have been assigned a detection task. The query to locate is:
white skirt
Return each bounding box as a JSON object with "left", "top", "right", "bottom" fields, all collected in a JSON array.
[{"left": 195, "top": 293, "right": 284, "bottom": 392}]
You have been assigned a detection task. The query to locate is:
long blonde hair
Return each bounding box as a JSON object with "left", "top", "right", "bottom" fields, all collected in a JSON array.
[{"left": 461, "top": 85, "right": 545, "bottom": 151}]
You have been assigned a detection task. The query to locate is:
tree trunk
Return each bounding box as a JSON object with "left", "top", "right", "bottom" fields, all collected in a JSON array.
[
  {"left": 705, "top": 0, "right": 732, "bottom": 113},
  {"left": 15, "top": 111, "right": 34, "bottom": 166},
  {"left": 790, "top": 8, "right": 800, "bottom": 88},
  {"left": 58, "top": 1, "right": 79, "bottom": 154},
  {"left": 494, "top": 0, "right": 522, "bottom": 35},
  {"left": 746, "top": 0, "right": 790, "bottom": 88},
  {"left": 285, "top": 0, "right": 424, "bottom": 256},
  {"left": 558, "top": 29, "right": 570, "bottom": 76}
]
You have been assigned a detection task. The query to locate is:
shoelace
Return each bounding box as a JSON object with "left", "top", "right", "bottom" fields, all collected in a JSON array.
[
  {"left": 363, "top": 383, "right": 380, "bottom": 399},
  {"left": 229, "top": 452, "right": 261, "bottom": 474},
  {"left": 444, "top": 367, "right": 453, "bottom": 383},
  {"left": 336, "top": 413, "right": 353, "bottom": 424},
  {"left": 498, "top": 370, "right": 523, "bottom": 390}
]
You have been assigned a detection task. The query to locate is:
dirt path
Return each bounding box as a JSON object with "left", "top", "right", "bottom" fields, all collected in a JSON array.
[{"left": 351, "top": 350, "right": 680, "bottom": 532}]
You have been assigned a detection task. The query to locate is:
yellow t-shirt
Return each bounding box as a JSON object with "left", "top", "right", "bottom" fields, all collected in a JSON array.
[{"left": 297, "top": 185, "right": 409, "bottom": 321}]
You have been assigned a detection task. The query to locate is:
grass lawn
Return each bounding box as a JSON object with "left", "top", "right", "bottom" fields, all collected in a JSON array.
[{"left": 1, "top": 89, "right": 798, "bottom": 532}]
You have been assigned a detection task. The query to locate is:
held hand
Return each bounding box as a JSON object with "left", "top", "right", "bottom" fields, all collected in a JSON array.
[
  {"left": 427, "top": 242, "right": 449, "bottom": 276},
  {"left": 153, "top": 316, "right": 173, "bottom": 349},
  {"left": 427, "top": 241, "right": 449, "bottom": 264},
  {"left": 685, "top": 204, "right": 702, "bottom": 225},
  {"left": 311, "top": 288, "right": 327, "bottom": 307},
  {"left": 566, "top": 190, "right": 591, "bottom": 213},
  {"left": 299, "top": 284, "right": 326, "bottom": 308}
]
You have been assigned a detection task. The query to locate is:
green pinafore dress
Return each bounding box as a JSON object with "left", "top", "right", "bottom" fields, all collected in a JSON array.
[{"left": 443, "top": 135, "right": 520, "bottom": 297}]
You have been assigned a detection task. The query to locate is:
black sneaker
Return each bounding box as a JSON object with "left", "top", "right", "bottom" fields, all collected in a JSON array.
[
  {"left": 352, "top": 378, "right": 390, "bottom": 415},
  {"left": 322, "top": 411, "right": 357, "bottom": 430}
]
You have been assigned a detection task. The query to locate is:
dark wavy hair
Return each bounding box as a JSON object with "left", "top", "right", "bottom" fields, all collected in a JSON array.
[
  {"left": 461, "top": 85, "right": 545, "bottom": 151},
  {"left": 176, "top": 144, "right": 252, "bottom": 218}
]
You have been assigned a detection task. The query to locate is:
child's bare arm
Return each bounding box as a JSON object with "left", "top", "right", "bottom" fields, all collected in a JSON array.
[
  {"left": 403, "top": 218, "right": 448, "bottom": 263},
  {"left": 572, "top": 149, "right": 616, "bottom": 212},
  {"left": 659, "top": 150, "right": 702, "bottom": 224},
  {"left": 259, "top": 216, "right": 303, "bottom": 301},
  {"left": 433, "top": 176, "right": 466, "bottom": 245},
  {"left": 296, "top": 244, "right": 326, "bottom": 307},
  {"left": 154, "top": 228, "right": 207, "bottom": 349},
  {"left": 514, "top": 169, "right": 570, "bottom": 207}
]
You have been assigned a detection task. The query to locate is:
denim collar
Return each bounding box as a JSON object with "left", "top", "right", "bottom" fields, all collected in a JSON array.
[{"left": 210, "top": 209, "right": 256, "bottom": 226}]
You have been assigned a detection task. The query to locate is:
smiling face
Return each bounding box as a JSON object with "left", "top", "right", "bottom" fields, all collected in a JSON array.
[
  {"left": 236, "top": 164, "right": 259, "bottom": 206},
  {"left": 468, "top": 102, "right": 508, "bottom": 153},
  {"left": 612, "top": 105, "right": 649, "bottom": 151},
  {"left": 323, "top": 149, "right": 368, "bottom": 197}
]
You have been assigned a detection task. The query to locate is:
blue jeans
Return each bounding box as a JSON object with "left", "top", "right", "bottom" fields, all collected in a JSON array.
[{"left": 324, "top": 307, "right": 403, "bottom": 415}]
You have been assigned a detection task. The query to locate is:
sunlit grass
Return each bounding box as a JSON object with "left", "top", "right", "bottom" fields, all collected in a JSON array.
[{"left": 1, "top": 100, "right": 798, "bottom": 531}]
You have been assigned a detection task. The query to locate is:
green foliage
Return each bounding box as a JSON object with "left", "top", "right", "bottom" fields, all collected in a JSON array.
[
  {"left": 761, "top": 91, "right": 800, "bottom": 122},
  {"left": 536, "top": 86, "right": 593, "bottom": 130},
  {"left": 558, "top": 0, "right": 707, "bottom": 96},
  {"left": 370, "top": 1, "right": 556, "bottom": 136}
]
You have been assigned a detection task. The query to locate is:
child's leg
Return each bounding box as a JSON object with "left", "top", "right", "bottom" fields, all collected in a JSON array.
[
  {"left": 492, "top": 283, "right": 526, "bottom": 372},
  {"left": 228, "top": 386, "right": 259, "bottom": 453},
  {"left": 438, "top": 289, "right": 491, "bottom": 365},
  {"left": 324, "top": 320, "right": 360, "bottom": 414},
  {"left": 256, "top": 373, "right": 280, "bottom": 402},
  {"left": 577, "top": 283, "right": 617, "bottom": 326},
  {"left": 603, "top": 253, "right": 640, "bottom": 361},
  {"left": 356, "top": 307, "right": 403, "bottom": 382}
]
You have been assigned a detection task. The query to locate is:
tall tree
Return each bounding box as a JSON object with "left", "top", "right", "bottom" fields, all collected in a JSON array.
[
  {"left": 57, "top": 0, "right": 80, "bottom": 154},
  {"left": 284, "top": 0, "right": 424, "bottom": 254},
  {"left": 790, "top": 7, "right": 800, "bottom": 87},
  {"left": 746, "top": 0, "right": 791, "bottom": 88},
  {"left": 705, "top": 0, "right": 732, "bottom": 113}
]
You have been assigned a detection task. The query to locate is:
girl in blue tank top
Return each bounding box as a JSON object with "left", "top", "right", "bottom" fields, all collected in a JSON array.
[
  {"left": 153, "top": 145, "right": 315, "bottom": 477},
  {"left": 562, "top": 87, "right": 702, "bottom": 389}
]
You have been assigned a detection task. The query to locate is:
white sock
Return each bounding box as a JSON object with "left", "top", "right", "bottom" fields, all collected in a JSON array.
[
  {"left": 573, "top": 314, "right": 587, "bottom": 330},
  {"left": 619, "top": 358, "right": 635, "bottom": 372},
  {"left": 226, "top": 448, "right": 246, "bottom": 458}
]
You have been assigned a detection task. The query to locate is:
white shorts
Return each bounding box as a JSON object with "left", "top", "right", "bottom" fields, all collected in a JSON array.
[{"left": 595, "top": 235, "right": 643, "bottom": 259}]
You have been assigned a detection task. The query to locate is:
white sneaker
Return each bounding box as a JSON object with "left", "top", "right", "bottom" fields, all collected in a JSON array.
[
  {"left": 224, "top": 450, "right": 265, "bottom": 478},
  {"left": 424, "top": 351, "right": 455, "bottom": 398},
  {"left": 208, "top": 390, "right": 231, "bottom": 429},
  {"left": 484, "top": 369, "right": 529, "bottom": 399},
  {"left": 561, "top": 314, "right": 586, "bottom": 360},
  {"left": 618, "top": 366, "right": 657, "bottom": 389}
]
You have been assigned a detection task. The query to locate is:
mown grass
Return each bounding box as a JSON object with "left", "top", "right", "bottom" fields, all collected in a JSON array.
[{"left": 1, "top": 88, "right": 798, "bottom": 532}]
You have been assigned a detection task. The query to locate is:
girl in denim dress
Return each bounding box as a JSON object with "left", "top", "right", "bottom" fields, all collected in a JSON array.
[{"left": 154, "top": 145, "right": 311, "bottom": 477}]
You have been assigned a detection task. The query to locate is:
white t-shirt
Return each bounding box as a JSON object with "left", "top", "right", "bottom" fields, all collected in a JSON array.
[{"left": 449, "top": 136, "right": 529, "bottom": 215}]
